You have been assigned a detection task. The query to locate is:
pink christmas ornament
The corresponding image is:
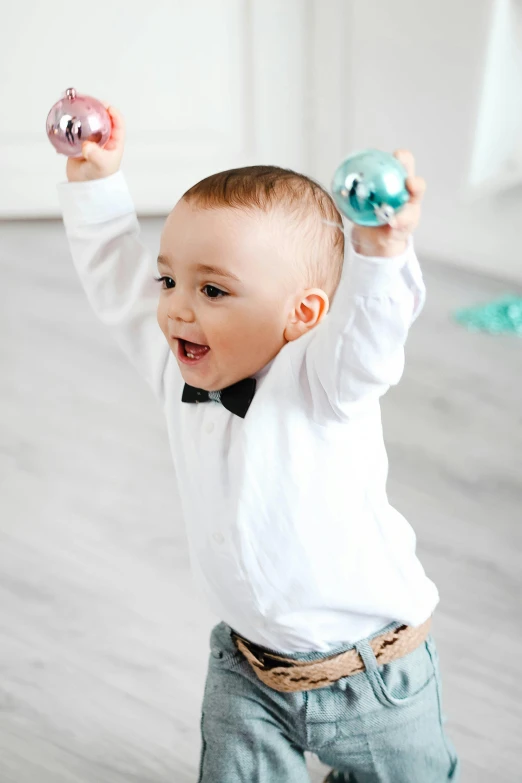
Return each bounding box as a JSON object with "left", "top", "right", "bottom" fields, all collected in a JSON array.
[{"left": 46, "top": 87, "right": 111, "bottom": 157}]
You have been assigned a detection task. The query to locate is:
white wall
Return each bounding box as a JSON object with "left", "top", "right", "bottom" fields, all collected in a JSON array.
[
  {"left": 0, "top": 0, "right": 311, "bottom": 218},
  {"left": 2, "top": 0, "right": 521, "bottom": 284},
  {"left": 314, "top": 0, "right": 522, "bottom": 284}
]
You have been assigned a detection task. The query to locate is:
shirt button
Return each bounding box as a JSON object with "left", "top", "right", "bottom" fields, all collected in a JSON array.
[
  {"left": 213, "top": 532, "right": 225, "bottom": 545},
  {"left": 205, "top": 422, "right": 215, "bottom": 434}
]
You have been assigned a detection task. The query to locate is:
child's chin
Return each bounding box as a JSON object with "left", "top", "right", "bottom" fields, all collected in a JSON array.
[
  {"left": 179, "top": 364, "right": 216, "bottom": 390},
  {"left": 176, "top": 355, "right": 239, "bottom": 392}
]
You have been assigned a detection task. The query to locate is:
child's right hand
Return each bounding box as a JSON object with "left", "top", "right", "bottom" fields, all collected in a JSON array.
[{"left": 66, "top": 104, "right": 125, "bottom": 183}]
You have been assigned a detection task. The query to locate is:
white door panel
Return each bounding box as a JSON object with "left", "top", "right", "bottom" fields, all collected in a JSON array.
[{"left": 0, "top": 0, "right": 309, "bottom": 217}]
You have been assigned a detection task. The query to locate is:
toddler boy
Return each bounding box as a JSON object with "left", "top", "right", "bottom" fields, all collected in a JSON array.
[{"left": 57, "top": 105, "right": 459, "bottom": 782}]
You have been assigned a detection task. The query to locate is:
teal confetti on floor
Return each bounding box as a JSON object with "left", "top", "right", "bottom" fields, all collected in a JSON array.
[{"left": 453, "top": 295, "right": 522, "bottom": 335}]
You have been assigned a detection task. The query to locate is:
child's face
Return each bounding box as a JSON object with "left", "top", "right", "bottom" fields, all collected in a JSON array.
[{"left": 156, "top": 199, "right": 303, "bottom": 391}]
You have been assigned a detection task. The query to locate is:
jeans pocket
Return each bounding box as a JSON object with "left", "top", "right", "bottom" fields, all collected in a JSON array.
[
  {"left": 197, "top": 712, "right": 207, "bottom": 783},
  {"left": 360, "top": 638, "right": 436, "bottom": 708}
]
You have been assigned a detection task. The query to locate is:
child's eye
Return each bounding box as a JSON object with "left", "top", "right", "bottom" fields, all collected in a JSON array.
[
  {"left": 203, "top": 284, "right": 228, "bottom": 299},
  {"left": 154, "top": 275, "right": 175, "bottom": 290}
]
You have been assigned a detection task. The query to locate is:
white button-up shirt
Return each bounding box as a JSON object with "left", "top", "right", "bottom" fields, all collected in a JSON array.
[{"left": 58, "top": 172, "right": 439, "bottom": 653}]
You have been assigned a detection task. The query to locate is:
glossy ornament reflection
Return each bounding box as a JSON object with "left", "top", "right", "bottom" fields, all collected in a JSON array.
[
  {"left": 46, "top": 88, "right": 111, "bottom": 157},
  {"left": 331, "top": 149, "right": 409, "bottom": 226}
]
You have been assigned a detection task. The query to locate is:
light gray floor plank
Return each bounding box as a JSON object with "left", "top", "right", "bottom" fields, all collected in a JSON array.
[{"left": 1, "top": 218, "right": 521, "bottom": 782}]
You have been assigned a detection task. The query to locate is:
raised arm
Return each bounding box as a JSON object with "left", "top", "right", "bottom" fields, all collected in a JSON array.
[
  {"left": 304, "top": 237, "right": 425, "bottom": 420},
  {"left": 57, "top": 106, "right": 170, "bottom": 402},
  {"left": 303, "top": 151, "right": 426, "bottom": 421}
]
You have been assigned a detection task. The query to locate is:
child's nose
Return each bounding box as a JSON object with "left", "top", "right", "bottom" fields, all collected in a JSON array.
[{"left": 167, "top": 292, "right": 195, "bottom": 323}]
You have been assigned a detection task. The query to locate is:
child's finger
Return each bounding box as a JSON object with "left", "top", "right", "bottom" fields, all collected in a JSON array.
[
  {"left": 406, "top": 175, "right": 426, "bottom": 204},
  {"left": 394, "top": 148, "right": 415, "bottom": 178},
  {"left": 82, "top": 141, "right": 104, "bottom": 166},
  {"left": 107, "top": 105, "right": 125, "bottom": 140},
  {"left": 393, "top": 202, "right": 420, "bottom": 233}
]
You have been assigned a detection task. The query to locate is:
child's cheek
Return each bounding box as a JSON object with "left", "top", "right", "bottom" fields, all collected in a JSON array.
[{"left": 156, "top": 301, "right": 167, "bottom": 335}]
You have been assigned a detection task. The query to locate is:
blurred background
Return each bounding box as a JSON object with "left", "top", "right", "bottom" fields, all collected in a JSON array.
[{"left": 1, "top": 1, "right": 521, "bottom": 781}]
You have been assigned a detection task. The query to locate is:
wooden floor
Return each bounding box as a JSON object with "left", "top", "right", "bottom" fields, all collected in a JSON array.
[{"left": 1, "top": 218, "right": 521, "bottom": 782}]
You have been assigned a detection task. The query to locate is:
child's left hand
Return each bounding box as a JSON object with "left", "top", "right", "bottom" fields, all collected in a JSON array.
[{"left": 351, "top": 150, "right": 426, "bottom": 258}]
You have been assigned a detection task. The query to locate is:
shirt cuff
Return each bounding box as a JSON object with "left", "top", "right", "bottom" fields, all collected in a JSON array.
[
  {"left": 56, "top": 171, "right": 135, "bottom": 228},
  {"left": 346, "top": 236, "right": 415, "bottom": 296}
]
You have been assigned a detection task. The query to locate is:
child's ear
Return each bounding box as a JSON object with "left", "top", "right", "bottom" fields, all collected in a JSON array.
[{"left": 284, "top": 289, "right": 329, "bottom": 342}]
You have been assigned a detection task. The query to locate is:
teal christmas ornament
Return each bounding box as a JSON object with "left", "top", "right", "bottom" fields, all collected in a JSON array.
[
  {"left": 453, "top": 295, "right": 522, "bottom": 335},
  {"left": 331, "top": 149, "right": 410, "bottom": 226}
]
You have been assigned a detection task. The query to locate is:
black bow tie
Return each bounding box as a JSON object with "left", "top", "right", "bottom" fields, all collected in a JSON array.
[{"left": 182, "top": 377, "right": 256, "bottom": 419}]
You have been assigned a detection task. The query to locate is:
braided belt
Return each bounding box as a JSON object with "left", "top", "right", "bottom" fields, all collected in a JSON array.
[{"left": 232, "top": 618, "right": 432, "bottom": 693}]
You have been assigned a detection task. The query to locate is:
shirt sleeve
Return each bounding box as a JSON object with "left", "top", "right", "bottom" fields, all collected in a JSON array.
[
  {"left": 57, "top": 171, "right": 170, "bottom": 403},
  {"left": 303, "top": 234, "right": 425, "bottom": 421}
]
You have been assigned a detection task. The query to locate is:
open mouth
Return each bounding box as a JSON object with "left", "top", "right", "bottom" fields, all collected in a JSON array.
[{"left": 177, "top": 338, "right": 211, "bottom": 365}]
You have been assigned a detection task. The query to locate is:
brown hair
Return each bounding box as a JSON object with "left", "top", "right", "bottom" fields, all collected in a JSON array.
[{"left": 183, "top": 165, "right": 344, "bottom": 298}]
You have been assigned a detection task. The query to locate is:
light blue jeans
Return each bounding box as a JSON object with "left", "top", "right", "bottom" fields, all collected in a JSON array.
[{"left": 198, "top": 622, "right": 459, "bottom": 782}]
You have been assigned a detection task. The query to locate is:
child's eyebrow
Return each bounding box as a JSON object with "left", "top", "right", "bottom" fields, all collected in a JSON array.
[
  {"left": 157, "top": 255, "right": 241, "bottom": 283},
  {"left": 157, "top": 254, "right": 174, "bottom": 269},
  {"left": 195, "top": 263, "right": 242, "bottom": 283}
]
